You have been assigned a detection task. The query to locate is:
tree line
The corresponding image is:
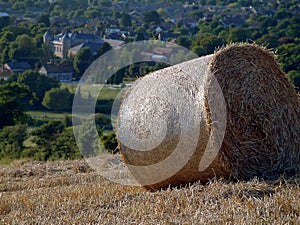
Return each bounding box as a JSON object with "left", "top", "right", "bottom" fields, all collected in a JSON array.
[{"left": 0, "top": 70, "right": 117, "bottom": 162}]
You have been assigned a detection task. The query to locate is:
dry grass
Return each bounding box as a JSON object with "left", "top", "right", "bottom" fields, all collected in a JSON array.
[{"left": 1, "top": 159, "right": 299, "bottom": 224}]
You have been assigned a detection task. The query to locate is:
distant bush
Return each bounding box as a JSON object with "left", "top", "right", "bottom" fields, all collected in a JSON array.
[
  {"left": 0, "top": 124, "right": 28, "bottom": 160},
  {"left": 42, "top": 88, "right": 74, "bottom": 112},
  {"left": 100, "top": 131, "right": 117, "bottom": 152}
]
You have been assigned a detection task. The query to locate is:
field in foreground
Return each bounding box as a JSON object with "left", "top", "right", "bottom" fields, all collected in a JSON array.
[{"left": 0, "top": 159, "right": 299, "bottom": 224}]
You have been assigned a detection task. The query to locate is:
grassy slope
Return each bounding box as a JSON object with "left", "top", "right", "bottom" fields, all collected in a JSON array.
[{"left": 0, "top": 159, "right": 299, "bottom": 224}]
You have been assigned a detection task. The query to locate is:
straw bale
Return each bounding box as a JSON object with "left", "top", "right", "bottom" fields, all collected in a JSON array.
[
  {"left": 116, "top": 43, "right": 300, "bottom": 190},
  {"left": 207, "top": 44, "right": 300, "bottom": 181}
]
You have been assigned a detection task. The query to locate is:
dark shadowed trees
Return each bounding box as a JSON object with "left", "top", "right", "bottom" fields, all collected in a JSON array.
[
  {"left": 0, "top": 82, "right": 31, "bottom": 129},
  {"left": 17, "top": 71, "right": 59, "bottom": 108}
]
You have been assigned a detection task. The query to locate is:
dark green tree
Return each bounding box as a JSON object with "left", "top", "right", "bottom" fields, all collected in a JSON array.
[
  {"left": 12, "top": 2, "right": 25, "bottom": 11},
  {"left": 95, "top": 42, "right": 112, "bottom": 59},
  {"left": 1, "top": 25, "right": 31, "bottom": 38},
  {"left": 100, "top": 131, "right": 117, "bottom": 152},
  {"left": 192, "top": 34, "right": 223, "bottom": 56},
  {"left": 17, "top": 71, "right": 59, "bottom": 108},
  {"left": 120, "top": 13, "right": 132, "bottom": 27},
  {"left": 287, "top": 70, "right": 300, "bottom": 92},
  {"left": 277, "top": 43, "right": 300, "bottom": 72},
  {"left": 0, "top": 124, "right": 28, "bottom": 159},
  {"left": 112, "top": 10, "right": 121, "bottom": 20},
  {"left": 42, "top": 87, "right": 74, "bottom": 112},
  {"left": 227, "top": 27, "right": 250, "bottom": 43},
  {"left": 0, "top": 31, "right": 14, "bottom": 64},
  {"left": 62, "top": 113, "right": 72, "bottom": 127},
  {"left": 40, "top": 43, "right": 53, "bottom": 64},
  {"left": 86, "top": 8, "right": 102, "bottom": 20},
  {"left": 176, "top": 36, "right": 192, "bottom": 49},
  {"left": 51, "top": 128, "right": 82, "bottom": 160},
  {"left": 76, "top": 118, "right": 101, "bottom": 157},
  {"left": 31, "top": 120, "right": 65, "bottom": 160},
  {"left": 8, "top": 34, "right": 37, "bottom": 64},
  {"left": 0, "top": 82, "right": 31, "bottom": 129},
  {"left": 95, "top": 113, "right": 112, "bottom": 130},
  {"left": 135, "top": 30, "right": 145, "bottom": 41},
  {"left": 143, "top": 10, "right": 162, "bottom": 25},
  {"left": 73, "top": 47, "right": 93, "bottom": 79},
  {"left": 0, "top": 15, "right": 10, "bottom": 31},
  {"left": 38, "top": 13, "right": 51, "bottom": 27}
]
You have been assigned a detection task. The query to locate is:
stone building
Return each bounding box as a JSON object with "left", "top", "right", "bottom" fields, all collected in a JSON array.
[{"left": 43, "top": 30, "right": 104, "bottom": 59}]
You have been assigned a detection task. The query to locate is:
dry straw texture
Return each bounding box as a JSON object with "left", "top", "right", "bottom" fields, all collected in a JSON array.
[
  {"left": 117, "top": 43, "right": 300, "bottom": 190},
  {"left": 207, "top": 44, "right": 300, "bottom": 181},
  {"left": 1, "top": 160, "right": 300, "bottom": 224}
]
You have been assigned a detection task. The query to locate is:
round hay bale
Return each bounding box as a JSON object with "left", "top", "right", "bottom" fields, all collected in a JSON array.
[
  {"left": 116, "top": 43, "right": 300, "bottom": 190},
  {"left": 208, "top": 44, "right": 300, "bottom": 181}
]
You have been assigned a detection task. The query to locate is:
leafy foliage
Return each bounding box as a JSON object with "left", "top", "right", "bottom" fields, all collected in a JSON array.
[
  {"left": 73, "top": 47, "right": 93, "bottom": 80},
  {"left": 42, "top": 87, "right": 74, "bottom": 112},
  {"left": 30, "top": 120, "right": 65, "bottom": 160},
  {"left": 120, "top": 13, "right": 132, "bottom": 27},
  {"left": 75, "top": 118, "right": 101, "bottom": 157},
  {"left": 0, "top": 82, "right": 31, "bottom": 129},
  {"left": 0, "top": 124, "right": 27, "bottom": 159},
  {"left": 51, "top": 128, "right": 82, "bottom": 160},
  {"left": 143, "top": 10, "right": 162, "bottom": 25},
  {"left": 17, "top": 71, "right": 59, "bottom": 108},
  {"left": 100, "top": 131, "right": 117, "bottom": 152}
]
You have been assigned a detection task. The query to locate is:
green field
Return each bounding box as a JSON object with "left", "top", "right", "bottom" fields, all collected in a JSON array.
[
  {"left": 27, "top": 111, "right": 73, "bottom": 121},
  {"left": 61, "top": 83, "right": 124, "bottom": 101}
]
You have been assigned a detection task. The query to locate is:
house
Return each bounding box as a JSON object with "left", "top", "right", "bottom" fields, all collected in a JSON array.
[
  {"left": 129, "top": 10, "right": 142, "bottom": 18},
  {"left": 39, "top": 63, "right": 73, "bottom": 82},
  {"left": 52, "top": 33, "right": 71, "bottom": 58},
  {"left": 105, "top": 32, "right": 123, "bottom": 40},
  {"left": 140, "top": 47, "right": 174, "bottom": 61},
  {"left": 68, "top": 42, "right": 104, "bottom": 57},
  {"left": 257, "top": 7, "right": 275, "bottom": 17},
  {"left": 104, "top": 28, "right": 134, "bottom": 40},
  {"left": 69, "top": 32, "right": 102, "bottom": 46},
  {"left": 43, "top": 30, "right": 104, "bottom": 58},
  {"left": 153, "top": 47, "right": 174, "bottom": 56},
  {"left": 0, "top": 61, "right": 32, "bottom": 80},
  {"left": 102, "top": 38, "right": 125, "bottom": 48},
  {"left": 155, "top": 26, "right": 163, "bottom": 33},
  {"left": 220, "top": 15, "right": 246, "bottom": 28},
  {"left": 4, "top": 62, "right": 32, "bottom": 73},
  {"left": 0, "top": 12, "right": 9, "bottom": 17},
  {"left": 158, "top": 32, "right": 180, "bottom": 41},
  {"left": 248, "top": 22, "right": 261, "bottom": 29},
  {"left": 112, "top": 3, "right": 123, "bottom": 10}
]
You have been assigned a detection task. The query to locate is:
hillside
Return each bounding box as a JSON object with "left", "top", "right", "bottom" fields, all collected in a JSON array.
[{"left": 0, "top": 159, "right": 299, "bottom": 224}]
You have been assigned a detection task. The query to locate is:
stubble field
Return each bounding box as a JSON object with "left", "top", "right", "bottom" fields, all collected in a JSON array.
[{"left": 0, "top": 159, "right": 299, "bottom": 224}]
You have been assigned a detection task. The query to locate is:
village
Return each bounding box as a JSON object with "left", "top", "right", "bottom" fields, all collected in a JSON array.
[{"left": 1, "top": 0, "right": 296, "bottom": 83}]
